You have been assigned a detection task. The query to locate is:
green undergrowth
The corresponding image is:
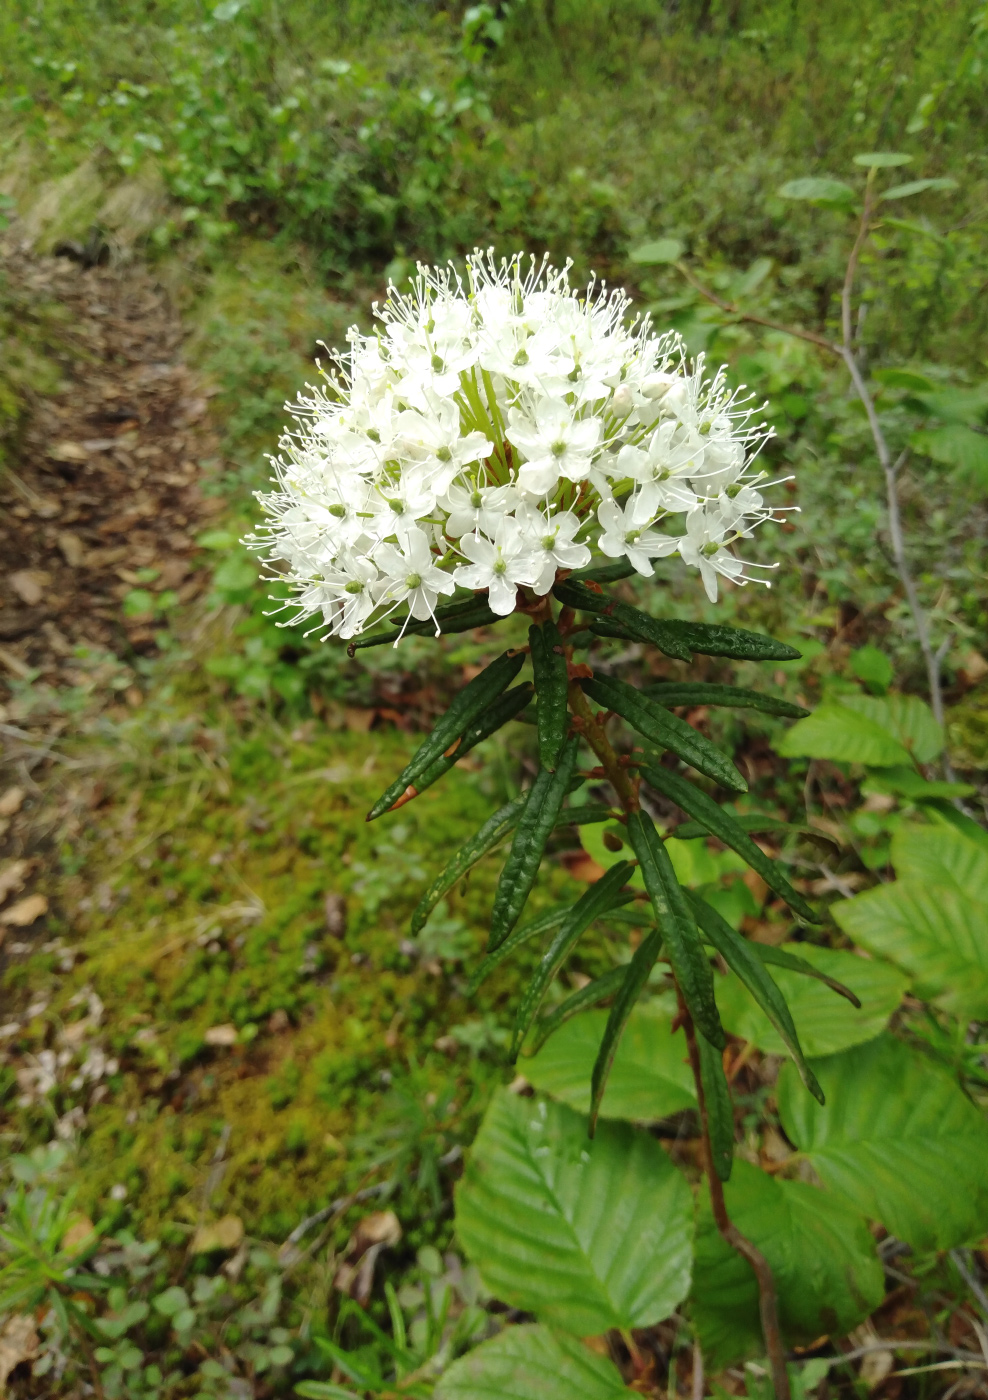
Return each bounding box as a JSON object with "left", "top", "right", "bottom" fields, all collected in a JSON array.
[{"left": 6, "top": 698, "right": 595, "bottom": 1245}]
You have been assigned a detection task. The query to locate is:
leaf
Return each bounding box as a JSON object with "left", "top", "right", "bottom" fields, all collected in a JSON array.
[
  {"left": 509, "top": 862, "right": 634, "bottom": 1056},
  {"left": 589, "top": 930, "right": 666, "bottom": 1131},
  {"left": 627, "top": 810, "right": 724, "bottom": 1048},
  {"left": 697, "top": 1032, "right": 733, "bottom": 1181},
  {"left": 629, "top": 237, "right": 685, "bottom": 265},
  {"left": 641, "top": 765, "right": 817, "bottom": 921},
  {"left": 853, "top": 151, "right": 912, "bottom": 167},
  {"left": 525, "top": 1002, "right": 696, "bottom": 1120},
  {"left": 691, "top": 1162, "right": 883, "bottom": 1368},
  {"left": 295, "top": 1384, "right": 362, "bottom": 1399},
  {"left": 776, "top": 702, "right": 912, "bottom": 766},
  {"left": 455, "top": 1091, "right": 694, "bottom": 1334},
  {"left": 386, "top": 684, "right": 534, "bottom": 812},
  {"left": 570, "top": 559, "right": 637, "bottom": 585},
  {"left": 686, "top": 895, "right": 823, "bottom": 1103},
  {"left": 880, "top": 176, "right": 957, "bottom": 200},
  {"left": 777, "top": 177, "right": 856, "bottom": 203},
  {"left": 553, "top": 578, "right": 693, "bottom": 660},
  {"left": 751, "top": 943, "right": 861, "bottom": 1006},
  {"left": 863, "top": 766, "right": 974, "bottom": 801},
  {"left": 593, "top": 613, "right": 801, "bottom": 662},
  {"left": 530, "top": 621, "right": 570, "bottom": 770},
  {"left": 670, "top": 814, "right": 840, "bottom": 854},
  {"left": 911, "top": 424, "right": 988, "bottom": 484},
  {"left": 834, "top": 822, "right": 988, "bottom": 1018},
  {"left": 435, "top": 1324, "right": 628, "bottom": 1400},
  {"left": 410, "top": 794, "right": 527, "bottom": 935},
  {"left": 349, "top": 598, "right": 501, "bottom": 648},
  {"left": 715, "top": 942, "right": 908, "bottom": 1056},
  {"left": 489, "top": 738, "right": 580, "bottom": 950},
  {"left": 583, "top": 675, "right": 746, "bottom": 792},
  {"left": 644, "top": 682, "right": 809, "bottom": 719},
  {"left": 849, "top": 645, "right": 893, "bottom": 695},
  {"left": 468, "top": 906, "right": 569, "bottom": 995},
  {"left": 526, "top": 966, "right": 642, "bottom": 1054},
  {"left": 368, "top": 651, "right": 525, "bottom": 818},
  {"left": 777, "top": 1034, "right": 988, "bottom": 1251},
  {"left": 872, "top": 367, "right": 936, "bottom": 392}
]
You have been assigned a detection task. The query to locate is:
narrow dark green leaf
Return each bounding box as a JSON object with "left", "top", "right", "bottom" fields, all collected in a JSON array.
[
  {"left": 348, "top": 596, "right": 501, "bottom": 649},
  {"left": 589, "top": 928, "right": 664, "bottom": 1134},
  {"left": 686, "top": 891, "right": 825, "bottom": 1102},
  {"left": 377, "top": 684, "right": 533, "bottom": 814},
  {"left": 488, "top": 737, "right": 580, "bottom": 951},
  {"left": 626, "top": 810, "right": 725, "bottom": 1049},
  {"left": 588, "top": 615, "right": 694, "bottom": 661},
  {"left": 526, "top": 966, "right": 631, "bottom": 1055},
  {"left": 753, "top": 943, "right": 862, "bottom": 1008},
  {"left": 467, "top": 906, "right": 570, "bottom": 995},
  {"left": 552, "top": 578, "right": 696, "bottom": 661},
  {"left": 510, "top": 863, "right": 635, "bottom": 1057},
  {"left": 644, "top": 682, "right": 809, "bottom": 719},
  {"left": 569, "top": 560, "right": 638, "bottom": 585},
  {"left": 368, "top": 650, "right": 525, "bottom": 820},
  {"left": 669, "top": 814, "right": 840, "bottom": 854},
  {"left": 410, "top": 794, "right": 527, "bottom": 935},
  {"left": 657, "top": 621, "right": 800, "bottom": 661},
  {"left": 582, "top": 675, "right": 747, "bottom": 793},
  {"left": 530, "top": 620, "right": 570, "bottom": 771},
  {"left": 697, "top": 1032, "right": 734, "bottom": 1181},
  {"left": 641, "top": 764, "right": 818, "bottom": 922}
]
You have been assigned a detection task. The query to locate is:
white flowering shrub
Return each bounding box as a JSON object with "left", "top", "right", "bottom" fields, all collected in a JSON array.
[{"left": 248, "top": 251, "right": 781, "bottom": 640}]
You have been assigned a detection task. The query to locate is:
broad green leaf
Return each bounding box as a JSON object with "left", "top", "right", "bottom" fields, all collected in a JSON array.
[
  {"left": 911, "top": 424, "right": 988, "bottom": 484},
  {"left": 629, "top": 237, "right": 685, "bottom": 265},
  {"left": 777, "top": 177, "right": 856, "bottom": 203},
  {"left": 834, "top": 824, "right": 988, "bottom": 1017},
  {"left": 910, "top": 385, "right": 988, "bottom": 422},
  {"left": 644, "top": 681, "right": 808, "bottom": 718},
  {"left": 691, "top": 1162, "right": 883, "bottom": 1368},
  {"left": 435, "top": 1324, "right": 627, "bottom": 1400},
  {"left": 849, "top": 645, "right": 893, "bottom": 694},
  {"left": 839, "top": 693, "right": 943, "bottom": 762},
  {"left": 863, "top": 766, "right": 974, "bottom": 801},
  {"left": 776, "top": 702, "right": 912, "bottom": 766},
  {"left": 871, "top": 368, "right": 936, "bottom": 393},
  {"left": 853, "top": 151, "right": 912, "bottom": 167},
  {"left": 715, "top": 943, "right": 908, "bottom": 1056},
  {"left": 778, "top": 1034, "right": 988, "bottom": 1251},
  {"left": 880, "top": 176, "right": 957, "bottom": 200},
  {"left": 455, "top": 1091, "right": 694, "bottom": 1334},
  {"left": 525, "top": 1002, "right": 696, "bottom": 1121}
]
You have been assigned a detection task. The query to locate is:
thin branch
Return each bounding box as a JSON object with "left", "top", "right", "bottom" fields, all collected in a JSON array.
[{"left": 674, "top": 262, "right": 837, "bottom": 354}]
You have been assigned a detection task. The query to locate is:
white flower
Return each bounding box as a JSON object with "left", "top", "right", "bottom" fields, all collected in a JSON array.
[
  {"left": 516, "top": 503, "right": 591, "bottom": 594},
  {"left": 374, "top": 527, "right": 456, "bottom": 628},
  {"left": 455, "top": 521, "right": 541, "bottom": 616},
  {"left": 597, "top": 497, "right": 679, "bottom": 577},
  {"left": 246, "top": 250, "right": 779, "bottom": 639}
]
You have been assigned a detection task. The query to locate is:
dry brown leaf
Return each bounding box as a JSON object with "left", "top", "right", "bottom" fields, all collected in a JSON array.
[
  {"left": 0, "top": 1314, "right": 39, "bottom": 1393},
  {"left": 0, "top": 860, "right": 30, "bottom": 905},
  {"left": 61, "top": 1215, "right": 96, "bottom": 1256},
  {"left": 8, "top": 571, "right": 47, "bottom": 607},
  {"left": 49, "top": 440, "right": 89, "bottom": 464},
  {"left": 57, "top": 531, "right": 86, "bottom": 567},
  {"left": 334, "top": 1210, "right": 402, "bottom": 1306},
  {"left": 0, "top": 788, "right": 25, "bottom": 818},
  {"left": 191, "top": 1215, "right": 244, "bottom": 1254},
  {"left": 0, "top": 894, "right": 48, "bottom": 927},
  {"left": 204, "top": 1024, "right": 238, "bottom": 1047}
]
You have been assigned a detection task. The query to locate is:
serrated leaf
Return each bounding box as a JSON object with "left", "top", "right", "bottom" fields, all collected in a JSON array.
[
  {"left": 489, "top": 738, "right": 580, "bottom": 950},
  {"left": 853, "top": 151, "right": 912, "bottom": 167},
  {"left": 715, "top": 942, "right": 907, "bottom": 1056},
  {"left": 778, "top": 177, "right": 856, "bottom": 203},
  {"left": 526, "top": 966, "right": 634, "bottom": 1055},
  {"left": 629, "top": 237, "right": 685, "bottom": 265},
  {"left": 368, "top": 651, "right": 525, "bottom": 818},
  {"left": 644, "top": 681, "right": 809, "bottom": 718},
  {"left": 691, "top": 1162, "right": 883, "bottom": 1368},
  {"left": 697, "top": 1031, "right": 733, "bottom": 1181},
  {"left": 509, "top": 862, "right": 634, "bottom": 1056},
  {"left": 834, "top": 822, "right": 988, "bottom": 1018},
  {"left": 583, "top": 675, "right": 746, "bottom": 792},
  {"left": 627, "top": 810, "right": 724, "bottom": 1048},
  {"left": 840, "top": 693, "right": 943, "bottom": 763},
  {"left": 776, "top": 702, "right": 912, "bottom": 766},
  {"left": 435, "top": 1324, "right": 628, "bottom": 1400},
  {"left": 864, "top": 766, "right": 974, "bottom": 801},
  {"left": 686, "top": 894, "right": 823, "bottom": 1103},
  {"left": 525, "top": 1002, "right": 695, "bottom": 1120},
  {"left": 411, "top": 794, "right": 527, "bottom": 935},
  {"left": 778, "top": 1034, "right": 988, "bottom": 1251},
  {"left": 912, "top": 424, "right": 988, "bottom": 484},
  {"left": 641, "top": 764, "right": 817, "bottom": 921},
  {"left": 880, "top": 176, "right": 957, "bottom": 200},
  {"left": 530, "top": 621, "right": 570, "bottom": 770},
  {"left": 455, "top": 1091, "right": 694, "bottom": 1333}
]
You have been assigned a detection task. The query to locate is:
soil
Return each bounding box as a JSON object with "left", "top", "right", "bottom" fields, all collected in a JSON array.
[{"left": 0, "top": 245, "right": 224, "bottom": 717}]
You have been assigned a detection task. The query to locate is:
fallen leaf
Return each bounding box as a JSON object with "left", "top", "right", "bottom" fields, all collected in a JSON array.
[
  {"left": 0, "top": 1314, "right": 39, "bottom": 1392},
  {"left": 49, "top": 440, "right": 89, "bottom": 464},
  {"left": 0, "top": 860, "right": 30, "bottom": 905},
  {"left": 61, "top": 1215, "right": 96, "bottom": 1255},
  {"left": 0, "top": 894, "right": 48, "bottom": 927},
  {"left": 8, "top": 572, "right": 47, "bottom": 607},
  {"left": 57, "top": 531, "right": 86, "bottom": 567},
  {"left": 344, "top": 707, "right": 375, "bottom": 732},
  {"left": 334, "top": 1211, "right": 402, "bottom": 1306},
  {"left": 560, "top": 849, "right": 606, "bottom": 884},
  {"left": 0, "top": 788, "right": 25, "bottom": 818},
  {"left": 204, "top": 1023, "right": 238, "bottom": 1047},
  {"left": 191, "top": 1214, "right": 244, "bottom": 1254}
]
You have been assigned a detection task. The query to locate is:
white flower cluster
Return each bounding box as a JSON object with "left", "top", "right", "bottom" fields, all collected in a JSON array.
[{"left": 248, "top": 250, "right": 782, "bottom": 640}]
